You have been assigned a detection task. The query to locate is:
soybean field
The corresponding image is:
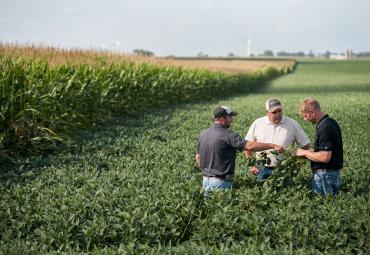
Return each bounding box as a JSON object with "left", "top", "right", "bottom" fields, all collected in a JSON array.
[{"left": 1, "top": 59, "right": 369, "bottom": 254}]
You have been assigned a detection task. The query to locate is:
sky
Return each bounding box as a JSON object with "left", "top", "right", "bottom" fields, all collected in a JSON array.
[{"left": 1, "top": 0, "right": 370, "bottom": 57}]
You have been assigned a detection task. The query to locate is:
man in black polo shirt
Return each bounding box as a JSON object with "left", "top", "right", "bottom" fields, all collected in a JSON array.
[
  {"left": 296, "top": 98, "right": 343, "bottom": 196},
  {"left": 196, "top": 106, "right": 284, "bottom": 195}
]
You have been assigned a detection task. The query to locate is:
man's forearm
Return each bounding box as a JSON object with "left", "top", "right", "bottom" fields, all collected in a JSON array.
[
  {"left": 297, "top": 149, "right": 332, "bottom": 163},
  {"left": 245, "top": 141, "right": 273, "bottom": 151}
]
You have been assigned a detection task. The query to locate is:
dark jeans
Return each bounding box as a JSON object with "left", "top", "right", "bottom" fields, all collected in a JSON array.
[
  {"left": 257, "top": 166, "right": 274, "bottom": 181},
  {"left": 312, "top": 170, "right": 340, "bottom": 196}
]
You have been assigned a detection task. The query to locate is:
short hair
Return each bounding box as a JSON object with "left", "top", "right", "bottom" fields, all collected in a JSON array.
[{"left": 301, "top": 98, "right": 321, "bottom": 113}]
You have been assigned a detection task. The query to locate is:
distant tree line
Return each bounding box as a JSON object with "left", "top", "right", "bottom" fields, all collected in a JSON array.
[
  {"left": 276, "top": 51, "right": 307, "bottom": 57},
  {"left": 357, "top": 52, "right": 370, "bottom": 57},
  {"left": 260, "top": 50, "right": 370, "bottom": 58},
  {"left": 132, "top": 49, "right": 370, "bottom": 58},
  {"left": 133, "top": 49, "right": 155, "bottom": 57},
  {"left": 259, "top": 50, "right": 307, "bottom": 57}
]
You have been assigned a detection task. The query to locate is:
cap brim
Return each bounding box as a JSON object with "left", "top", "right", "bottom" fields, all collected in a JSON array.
[
  {"left": 229, "top": 111, "right": 238, "bottom": 116},
  {"left": 267, "top": 106, "right": 282, "bottom": 112}
]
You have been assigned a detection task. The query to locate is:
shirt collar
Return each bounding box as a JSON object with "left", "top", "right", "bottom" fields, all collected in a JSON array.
[
  {"left": 213, "top": 123, "right": 226, "bottom": 129},
  {"left": 266, "top": 116, "right": 286, "bottom": 125},
  {"left": 316, "top": 114, "right": 329, "bottom": 130}
]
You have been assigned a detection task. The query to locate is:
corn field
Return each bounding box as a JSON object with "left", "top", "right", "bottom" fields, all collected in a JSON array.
[{"left": 0, "top": 45, "right": 291, "bottom": 158}]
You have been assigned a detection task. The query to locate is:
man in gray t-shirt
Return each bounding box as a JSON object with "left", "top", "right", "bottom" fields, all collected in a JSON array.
[{"left": 196, "top": 106, "right": 284, "bottom": 194}]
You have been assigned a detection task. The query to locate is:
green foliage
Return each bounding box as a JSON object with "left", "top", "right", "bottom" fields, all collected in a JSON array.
[
  {"left": 262, "top": 150, "right": 306, "bottom": 192},
  {"left": 0, "top": 55, "right": 284, "bottom": 157},
  {"left": 0, "top": 60, "right": 369, "bottom": 254}
]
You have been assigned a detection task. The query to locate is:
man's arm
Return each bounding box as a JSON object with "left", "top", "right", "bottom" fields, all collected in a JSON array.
[
  {"left": 244, "top": 141, "right": 284, "bottom": 152},
  {"left": 296, "top": 149, "right": 332, "bottom": 163},
  {"left": 244, "top": 141, "right": 284, "bottom": 153}
]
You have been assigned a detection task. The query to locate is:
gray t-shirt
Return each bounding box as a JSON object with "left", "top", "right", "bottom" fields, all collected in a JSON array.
[{"left": 197, "top": 124, "right": 246, "bottom": 177}]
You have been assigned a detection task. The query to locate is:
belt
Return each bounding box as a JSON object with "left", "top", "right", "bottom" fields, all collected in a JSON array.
[
  {"left": 265, "top": 166, "right": 275, "bottom": 170},
  {"left": 312, "top": 168, "right": 339, "bottom": 173},
  {"left": 204, "top": 174, "right": 234, "bottom": 182},
  {"left": 205, "top": 175, "right": 225, "bottom": 180}
]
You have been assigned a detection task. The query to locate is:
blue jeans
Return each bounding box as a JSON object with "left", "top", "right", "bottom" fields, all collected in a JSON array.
[
  {"left": 312, "top": 170, "right": 340, "bottom": 196},
  {"left": 257, "top": 166, "right": 274, "bottom": 181},
  {"left": 203, "top": 176, "right": 233, "bottom": 196}
]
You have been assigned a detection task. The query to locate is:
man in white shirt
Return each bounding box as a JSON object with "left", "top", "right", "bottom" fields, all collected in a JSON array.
[{"left": 245, "top": 98, "right": 310, "bottom": 180}]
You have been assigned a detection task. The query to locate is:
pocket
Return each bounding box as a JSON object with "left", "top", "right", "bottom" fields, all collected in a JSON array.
[
  {"left": 326, "top": 172, "right": 339, "bottom": 186},
  {"left": 313, "top": 172, "right": 324, "bottom": 187}
]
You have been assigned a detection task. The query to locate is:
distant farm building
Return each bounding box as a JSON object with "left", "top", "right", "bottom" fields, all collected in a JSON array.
[
  {"left": 345, "top": 48, "right": 353, "bottom": 59},
  {"left": 330, "top": 48, "right": 353, "bottom": 60}
]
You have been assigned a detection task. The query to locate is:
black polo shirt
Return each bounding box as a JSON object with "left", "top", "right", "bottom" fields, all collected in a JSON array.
[
  {"left": 312, "top": 114, "right": 343, "bottom": 170},
  {"left": 197, "top": 124, "right": 246, "bottom": 177}
]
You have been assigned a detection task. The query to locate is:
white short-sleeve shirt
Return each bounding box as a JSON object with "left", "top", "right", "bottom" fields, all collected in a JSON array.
[{"left": 245, "top": 116, "right": 310, "bottom": 166}]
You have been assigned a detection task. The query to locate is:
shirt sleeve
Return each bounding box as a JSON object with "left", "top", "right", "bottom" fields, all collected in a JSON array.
[
  {"left": 294, "top": 121, "right": 310, "bottom": 147},
  {"left": 228, "top": 132, "right": 246, "bottom": 151}
]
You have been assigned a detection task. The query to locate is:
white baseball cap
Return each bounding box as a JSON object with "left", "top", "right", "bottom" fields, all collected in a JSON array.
[{"left": 265, "top": 98, "right": 282, "bottom": 112}]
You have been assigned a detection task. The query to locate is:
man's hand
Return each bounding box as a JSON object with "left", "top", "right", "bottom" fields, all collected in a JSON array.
[
  {"left": 195, "top": 153, "right": 200, "bottom": 167},
  {"left": 249, "top": 166, "right": 259, "bottom": 175},
  {"left": 244, "top": 150, "right": 253, "bottom": 158},
  {"left": 273, "top": 144, "right": 285, "bottom": 153},
  {"left": 295, "top": 148, "right": 306, "bottom": 157},
  {"left": 295, "top": 149, "right": 332, "bottom": 163}
]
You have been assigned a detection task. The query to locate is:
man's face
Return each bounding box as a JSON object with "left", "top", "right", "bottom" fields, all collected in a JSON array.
[
  {"left": 223, "top": 115, "right": 233, "bottom": 128},
  {"left": 299, "top": 104, "right": 317, "bottom": 124},
  {"left": 267, "top": 108, "right": 283, "bottom": 124},
  {"left": 301, "top": 110, "right": 316, "bottom": 124}
]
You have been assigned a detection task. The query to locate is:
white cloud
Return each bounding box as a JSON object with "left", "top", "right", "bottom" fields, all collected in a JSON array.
[
  {"left": 286, "top": 0, "right": 305, "bottom": 5},
  {"left": 201, "top": 2, "right": 214, "bottom": 11},
  {"left": 127, "top": 1, "right": 142, "bottom": 11},
  {"left": 276, "top": 24, "right": 287, "bottom": 32},
  {"left": 63, "top": 6, "right": 80, "bottom": 14},
  {"left": 307, "top": 17, "right": 336, "bottom": 30}
]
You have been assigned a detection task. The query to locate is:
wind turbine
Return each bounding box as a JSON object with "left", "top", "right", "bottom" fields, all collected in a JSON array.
[
  {"left": 242, "top": 38, "right": 252, "bottom": 57},
  {"left": 114, "top": 40, "right": 121, "bottom": 52},
  {"left": 247, "top": 38, "right": 252, "bottom": 57}
]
